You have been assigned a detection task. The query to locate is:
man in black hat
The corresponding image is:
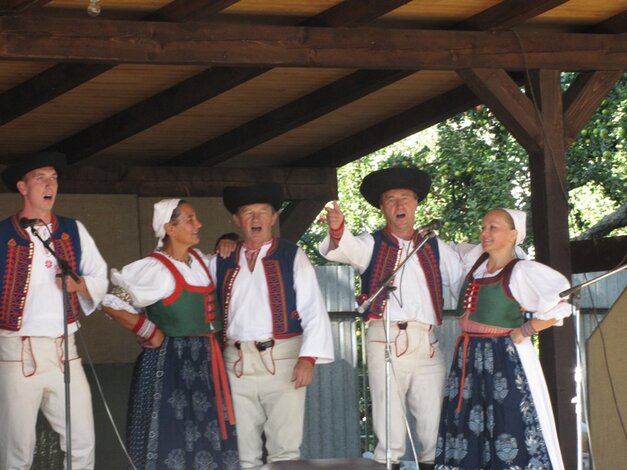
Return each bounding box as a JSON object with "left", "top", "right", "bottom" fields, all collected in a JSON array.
[
  {"left": 211, "top": 182, "right": 334, "bottom": 468},
  {"left": 320, "top": 167, "right": 463, "bottom": 470},
  {"left": 0, "top": 152, "right": 108, "bottom": 469}
]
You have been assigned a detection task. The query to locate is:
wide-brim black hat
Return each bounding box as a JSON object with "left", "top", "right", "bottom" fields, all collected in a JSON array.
[
  {"left": 223, "top": 182, "right": 284, "bottom": 214},
  {"left": 1, "top": 151, "right": 67, "bottom": 192},
  {"left": 359, "top": 167, "right": 431, "bottom": 207}
]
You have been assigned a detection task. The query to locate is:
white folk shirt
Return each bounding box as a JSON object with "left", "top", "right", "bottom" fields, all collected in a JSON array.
[
  {"left": 209, "top": 243, "right": 335, "bottom": 364},
  {"left": 320, "top": 230, "right": 464, "bottom": 325},
  {"left": 104, "top": 249, "right": 211, "bottom": 312},
  {"left": 0, "top": 220, "right": 108, "bottom": 338}
]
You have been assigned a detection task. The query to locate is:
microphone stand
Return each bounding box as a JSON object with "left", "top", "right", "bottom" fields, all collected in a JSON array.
[
  {"left": 358, "top": 229, "right": 438, "bottom": 470},
  {"left": 559, "top": 263, "right": 627, "bottom": 470},
  {"left": 30, "top": 224, "right": 79, "bottom": 470}
]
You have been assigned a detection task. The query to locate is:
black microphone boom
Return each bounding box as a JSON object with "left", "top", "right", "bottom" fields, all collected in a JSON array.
[{"left": 19, "top": 217, "right": 43, "bottom": 229}]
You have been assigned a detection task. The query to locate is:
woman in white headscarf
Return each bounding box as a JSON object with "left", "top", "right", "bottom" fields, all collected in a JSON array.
[
  {"left": 435, "top": 208, "right": 570, "bottom": 470},
  {"left": 101, "top": 199, "right": 239, "bottom": 470}
]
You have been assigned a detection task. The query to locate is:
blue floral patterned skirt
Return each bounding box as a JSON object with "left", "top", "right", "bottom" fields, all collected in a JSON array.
[
  {"left": 127, "top": 336, "right": 239, "bottom": 470},
  {"left": 435, "top": 334, "right": 552, "bottom": 470}
]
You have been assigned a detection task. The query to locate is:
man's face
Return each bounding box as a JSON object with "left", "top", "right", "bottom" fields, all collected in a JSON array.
[
  {"left": 233, "top": 203, "right": 277, "bottom": 247},
  {"left": 17, "top": 166, "right": 58, "bottom": 216},
  {"left": 379, "top": 188, "right": 418, "bottom": 234}
]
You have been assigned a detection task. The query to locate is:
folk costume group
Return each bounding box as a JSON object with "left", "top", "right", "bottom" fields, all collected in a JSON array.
[{"left": 0, "top": 151, "right": 572, "bottom": 470}]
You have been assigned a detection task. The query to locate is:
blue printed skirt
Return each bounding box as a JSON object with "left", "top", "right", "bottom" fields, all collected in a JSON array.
[
  {"left": 127, "top": 336, "right": 239, "bottom": 470},
  {"left": 435, "top": 334, "right": 552, "bottom": 470}
]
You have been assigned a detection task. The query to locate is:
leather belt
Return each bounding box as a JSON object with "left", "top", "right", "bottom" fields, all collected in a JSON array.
[{"left": 234, "top": 339, "right": 275, "bottom": 352}]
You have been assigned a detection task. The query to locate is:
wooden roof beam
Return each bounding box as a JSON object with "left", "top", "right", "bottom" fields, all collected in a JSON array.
[
  {"left": 563, "top": 70, "right": 624, "bottom": 143},
  {"left": 297, "top": 83, "right": 483, "bottom": 168},
  {"left": 0, "top": 165, "right": 337, "bottom": 200},
  {"left": 457, "top": 68, "right": 544, "bottom": 153},
  {"left": 43, "top": 0, "right": 412, "bottom": 163},
  {"left": 168, "top": 69, "right": 413, "bottom": 166},
  {"left": 167, "top": 0, "right": 571, "bottom": 166},
  {"left": 0, "top": 0, "right": 51, "bottom": 14},
  {"left": 0, "top": 0, "right": 238, "bottom": 127},
  {"left": 1, "top": 18, "right": 624, "bottom": 70}
]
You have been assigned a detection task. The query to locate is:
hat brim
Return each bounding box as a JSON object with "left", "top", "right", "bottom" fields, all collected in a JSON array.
[
  {"left": 1, "top": 152, "right": 67, "bottom": 192},
  {"left": 359, "top": 167, "right": 431, "bottom": 207},
  {"left": 223, "top": 182, "right": 284, "bottom": 214}
]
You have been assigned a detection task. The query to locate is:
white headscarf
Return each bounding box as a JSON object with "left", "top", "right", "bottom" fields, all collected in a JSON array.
[
  {"left": 500, "top": 207, "right": 528, "bottom": 259},
  {"left": 152, "top": 198, "right": 181, "bottom": 249}
]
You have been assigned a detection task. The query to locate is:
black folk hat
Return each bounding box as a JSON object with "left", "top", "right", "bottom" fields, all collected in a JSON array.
[
  {"left": 223, "top": 182, "right": 284, "bottom": 214},
  {"left": 1, "top": 151, "right": 67, "bottom": 192},
  {"left": 359, "top": 167, "right": 431, "bottom": 207}
]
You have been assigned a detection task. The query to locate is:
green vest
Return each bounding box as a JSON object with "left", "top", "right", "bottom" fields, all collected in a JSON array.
[
  {"left": 145, "top": 251, "right": 221, "bottom": 337},
  {"left": 455, "top": 253, "right": 523, "bottom": 329}
]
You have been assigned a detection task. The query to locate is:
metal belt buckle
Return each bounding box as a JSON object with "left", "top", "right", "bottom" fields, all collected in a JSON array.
[{"left": 255, "top": 339, "right": 275, "bottom": 352}]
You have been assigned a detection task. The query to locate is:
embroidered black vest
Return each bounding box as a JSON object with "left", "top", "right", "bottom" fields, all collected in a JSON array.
[
  {"left": 0, "top": 214, "right": 82, "bottom": 331},
  {"left": 359, "top": 229, "right": 443, "bottom": 324},
  {"left": 216, "top": 238, "right": 303, "bottom": 342}
]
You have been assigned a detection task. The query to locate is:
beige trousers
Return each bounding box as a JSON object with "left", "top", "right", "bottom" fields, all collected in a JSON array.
[
  {"left": 367, "top": 320, "right": 446, "bottom": 464},
  {"left": 0, "top": 334, "right": 95, "bottom": 470},
  {"left": 224, "top": 336, "right": 306, "bottom": 469}
]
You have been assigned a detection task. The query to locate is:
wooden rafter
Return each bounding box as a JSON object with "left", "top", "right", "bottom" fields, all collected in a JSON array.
[
  {"left": 0, "top": 0, "right": 236, "bottom": 127},
  {"left": 0, "top": 18, "right": 624, "bottom": 70},
  {"left": 169, "top": 69, "right": 413, "bottom": 166},
  {"left": 457, "top": 68, "right": 543, "bottom": 153},
  {"left": 0, "top": 0, "right": 51, "bottom": 14},
  {"left": 563, "top": 70, "right": 624, "bottom": 143},
  {"left": 168, "top": 0, "right": 582, "bottom": 166},
  {"left": 41, "top": 0, "right": 410, "bottom": 163},
  {"left": 297, "top": 83, "right": 483, "bottom": 168}
]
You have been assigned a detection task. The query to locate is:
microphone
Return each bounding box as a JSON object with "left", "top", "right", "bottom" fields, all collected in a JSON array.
[
  {"left": 418, "top": 219, "right": 442, "bottom": 232},
  {"left": 19, "top": 217, "right": 43, "bottom": 229}
]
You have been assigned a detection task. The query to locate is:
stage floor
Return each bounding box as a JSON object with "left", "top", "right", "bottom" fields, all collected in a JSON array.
[{"left": 261, "top": 459, "right": 385, "bottom": 469}]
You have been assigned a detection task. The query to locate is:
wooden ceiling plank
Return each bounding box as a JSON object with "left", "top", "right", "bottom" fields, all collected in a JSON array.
[
  {"left": 563, "top": 70, "right": 624, "bottom": 143},
  {"left": 170, "top": 69, "right": 413, "bottom": 166},
  {"left": 461, "top": 0, "right": 568, "bottom": 31},
  {"left": 149, "top": 0, "right": 241, "bottom": 22},
  {"left": 171, "top": 0, "right": 569, "bottom": 167},
  {"left": 297, "top": 84, "right": 481, "bottom": 168},
  {"left": 49, "top": 0, "right": 411, "bottom": 163},
  {"left": 591, "top": 11, "right": 627, "bottom": 34},
  {"left": 1, "top": 18, "right": 624, "bottom": 70},
  {"left": 303, "top": 0, "right": 411, "bottom": 27},
  {"left": 48, "top": 67, "right": 268, "bottom": 164},
  {"left": 0, "top": 0, "right": 51, "bottom": 14},
  {"left": 457, "top": 68, "right": 543, "bottom": 153},
  {"left": 0, "top": 63, "right": 110, "bottom": 126},
  {"left": 0, "top": 0, "right": 237, "bottom": 128}
]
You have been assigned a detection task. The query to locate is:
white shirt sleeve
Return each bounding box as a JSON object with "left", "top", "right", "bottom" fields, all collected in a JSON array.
[
  {"left": 108, "top": 257, "right": 177, "bottom": 308},
  {"left": 76, "top": 220, "right": 108, "bottom": 315},
  {"left": 436, "top": 238, "right": 464, "bottom": 305},
  {"left": 319, "top": 230, "right": 374, "bottom": 274},
  {"left": 293, "top": 248, "right": 335, "bottom": 363},
  {"left": 510, "top": 260, "right": 573, "bottom": 324}
]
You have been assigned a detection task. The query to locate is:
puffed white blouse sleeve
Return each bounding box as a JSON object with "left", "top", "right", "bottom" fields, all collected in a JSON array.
[
  {"left": 509, "top": 260, "right": 573, "bottom": 324},
  {"left": 101, "top": 256, "right": 178, "bottom": 313}
]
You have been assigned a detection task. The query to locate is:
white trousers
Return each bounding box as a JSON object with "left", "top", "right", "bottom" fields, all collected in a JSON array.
[
  {"left": 224, "top": 336, "right": 306, "bottom": 469},
  {"left": 0, "top": 334, "right": 95, "bottom": 470},
  {"left": 367, "top": 320, "right": 446, "bottom": 464}
]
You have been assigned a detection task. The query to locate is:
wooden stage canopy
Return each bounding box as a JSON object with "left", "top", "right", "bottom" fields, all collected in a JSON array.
[{"left": 1, "top": 2, "right": 626, "bottom": 467}]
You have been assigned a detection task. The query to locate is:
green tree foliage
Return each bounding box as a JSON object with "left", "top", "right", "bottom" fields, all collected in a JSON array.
[{"left": 299, "top": 72, "right": 626, "bottom": 264}]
